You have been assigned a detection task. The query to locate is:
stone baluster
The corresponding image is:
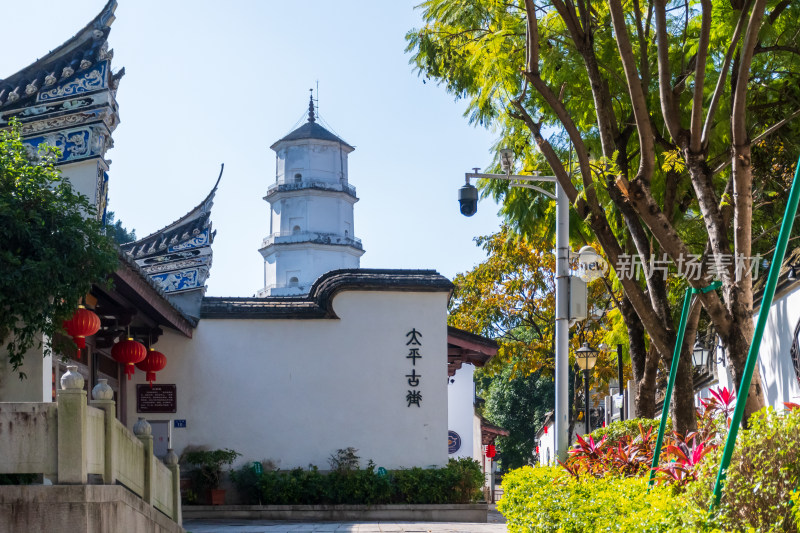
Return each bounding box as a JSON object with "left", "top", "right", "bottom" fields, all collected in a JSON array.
[
  {"left": 164, "top": 449, "right": 182, "bottom": 525},
  {"left": 89, "top": 378, "right": 116, "bottom": 484},
  {"left": 133, "top": 417, "right": 153, "bottom": 504},
  {"left": 57, "top": 365, "right": 87, "bottom": 484}
]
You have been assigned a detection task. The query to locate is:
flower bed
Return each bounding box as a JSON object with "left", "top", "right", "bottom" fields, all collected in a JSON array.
[{"left": 499, "top": 389, "right": 800, "bottom": 532}]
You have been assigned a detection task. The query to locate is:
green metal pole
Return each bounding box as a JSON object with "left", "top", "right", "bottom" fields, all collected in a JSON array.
[
  {"left": 711, "top": 154, "right": 800, "bottom": 508},
  {"left": 648, "top": 287, "right": 693, "bottom": 490}
]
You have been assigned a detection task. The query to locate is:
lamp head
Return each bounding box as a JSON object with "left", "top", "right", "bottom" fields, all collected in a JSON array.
[
  {"left": 575, "top": 342, "right": 599, "bottom": 371},
  {"left": 692, "top": 340, "right": 710, "bottom": 368}
]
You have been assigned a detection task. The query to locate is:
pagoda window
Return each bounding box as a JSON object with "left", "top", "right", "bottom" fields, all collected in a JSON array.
[
  {"left": 293, "top": 225, "right": 301, "bottom": 234},
  {"left": 294, "top": 173, "right": 302, "bottom": 183},
  {"left": 288, "top": 277, "right": 299, "bottom": 286}
]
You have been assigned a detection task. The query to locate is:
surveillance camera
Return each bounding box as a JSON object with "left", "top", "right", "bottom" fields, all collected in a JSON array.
[{"left": 458, "top": 183, "right": 478, "bottom": 217}]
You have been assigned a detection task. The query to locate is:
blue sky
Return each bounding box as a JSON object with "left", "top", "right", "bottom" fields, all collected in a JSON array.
[{"left": 1, "top": 1, "right": 504, "bottom": 297}]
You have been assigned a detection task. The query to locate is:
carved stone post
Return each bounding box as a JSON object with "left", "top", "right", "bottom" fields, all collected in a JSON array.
[
  {"left": 134, "top": 417, "right": 153, "bottom": 504},
  {"left": 89, "top": 378, "right": 116, "bottom": 484},
  {"left": 164, "top": 448, "right": 182, "bottom": 525},
  {"left": 57, "top": 365, "right": 87, "bottom": 484}
]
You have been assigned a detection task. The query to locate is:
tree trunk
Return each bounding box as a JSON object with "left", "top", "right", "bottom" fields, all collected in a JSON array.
[
  {"left": 671, "top": 342, "right": 698, "bottom": 436},
  {"left": 636, "top": 346, "right": 659, "bottom": 419},
  {"left": 723, "top": 321, "right": 767, "bottom": 426}
]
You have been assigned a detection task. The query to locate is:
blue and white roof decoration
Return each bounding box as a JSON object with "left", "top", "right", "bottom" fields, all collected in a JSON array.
[
  {"left": 0, "top": 0, "right": 123, "bottom": 166},
  {"left": 122, "top": 168, "right": 222, "bottom": 300}
]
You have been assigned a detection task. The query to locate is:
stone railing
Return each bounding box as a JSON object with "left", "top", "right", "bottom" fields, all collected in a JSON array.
[
  {"left": 260, "top": 230, "right": 363, "bottom": 250},
  {"left": 266, "top": 179, "right": 357, "bottom": 197},
  {"left": 0, "top": 366, "right": 181, "bottom": 526}
]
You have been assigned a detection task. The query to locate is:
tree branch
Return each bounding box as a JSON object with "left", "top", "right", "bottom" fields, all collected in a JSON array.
[
  {"left": 608, "top": 0, "right": 655, "bottom": 182},
  {"left": 690, "top": 0, "right": 712, "bottom": 153},
  {"left": 654, "top": 0, "right": 682, "bottom": 141},
  {"left": 701, "top": 0, "right": 751, "bottom": 146}
]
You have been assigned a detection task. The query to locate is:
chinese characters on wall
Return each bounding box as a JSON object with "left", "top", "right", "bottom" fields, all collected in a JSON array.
[{"left": 405, "top": 328, "right": 423, "bottom": 407}]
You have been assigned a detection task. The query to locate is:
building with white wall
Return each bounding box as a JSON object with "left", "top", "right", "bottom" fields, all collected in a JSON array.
[
  {"left": 123, "top": 271, "right": 451, "bottom": 468},
  {"left": 0, "top": 0, "right": 500, "bottom": 485}
]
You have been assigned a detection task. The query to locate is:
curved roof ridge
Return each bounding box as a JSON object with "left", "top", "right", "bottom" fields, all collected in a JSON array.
[
  {"left": 0, "top": 0, "right": 116, "bottom": 87},
  {"left": 122, "top": 164, "right": 223, "bottom": 249},
  {"left": 200, "top": 269, "right": 454, "bottom": 319}
]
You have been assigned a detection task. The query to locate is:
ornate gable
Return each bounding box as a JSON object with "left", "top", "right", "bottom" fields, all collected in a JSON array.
[
  {"left": 0, "top": 0, "right": 122, "bottom": 167},
  {"left": 121, "top": 170, "right": 221, "bottom": 308}
]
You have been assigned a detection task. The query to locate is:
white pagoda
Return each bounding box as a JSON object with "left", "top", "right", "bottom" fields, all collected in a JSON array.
[{"left": 258, "top": 97, "right": 364, "bottom": 296}]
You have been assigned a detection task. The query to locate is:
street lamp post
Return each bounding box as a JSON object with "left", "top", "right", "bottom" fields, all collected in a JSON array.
[
  {"left": 458, "top": 152, "right": 572, "bottom": 461},
  {"left": 575, "top": 342, "right": 599, "bottom": 435}
]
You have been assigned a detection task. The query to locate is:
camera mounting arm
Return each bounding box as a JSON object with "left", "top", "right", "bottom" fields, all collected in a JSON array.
[{"left": 464, "top": 171, "right": 558, "bottom": 200}]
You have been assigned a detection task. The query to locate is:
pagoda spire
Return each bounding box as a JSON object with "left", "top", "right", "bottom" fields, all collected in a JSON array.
[{"left": 308, "top": 89, "right": 316, "bottom": 123}]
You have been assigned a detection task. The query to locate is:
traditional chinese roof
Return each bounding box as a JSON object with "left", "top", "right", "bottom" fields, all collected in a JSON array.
[
  {"left": 447, "top": 326, "right": 499, "bottom": 377},
  {"left": 270, "top": 95, "right": 353, "bottom": 151},
  {"left": 0, "top": 0, "right": 118, "bottom": 109},
  {"left": 479, "top": 415, "right": 510, "bottom": 446},
  {"left": 112, "top": 251, "right": 198, "bottom": 334},
  {"left": 120, "top": 168, "right": 222, "bottom": 317},
  {"left": 122, "top": 171, "right": 220, "bottom": 260},
  {"left": 201, "top": 269, "right": 454, "bottom": 319}
]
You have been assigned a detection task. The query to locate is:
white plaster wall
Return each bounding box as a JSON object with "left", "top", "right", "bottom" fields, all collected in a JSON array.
[
  {"left": 696, "top": 286, "right": 800, "bottom": 411},
  {"left": 125, "top": 290, "right": 449, "bottom": 470},
  {"left": 277, "top": 142, "right": 348, "bottom": 183},
  {"left": 305, "top": 196, "right": 356, "bottom": 234},
  {"left": 756, "top": 287, "right": 800, "bottom": 409},
  {"left": 447, "top": 364, "right": 475, "bottom": 460},
  {"left": 262, "top": 246, "right": 361, "bottom": 294},
  {"left": 538, "top": 422, "right": 555, "bottom": 466},
  {"left": 0, "top": 337, "right": 52, "bottom": 402},
  {"left": 60, "top": 160, "right": 101, "bottom": 207}
]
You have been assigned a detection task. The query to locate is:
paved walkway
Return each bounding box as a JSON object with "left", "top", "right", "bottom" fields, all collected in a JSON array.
[
  {"left": 184, "top": 506, "right": 507, "bottom": 533},
  {"left": 183, "top": 520, "right": 507, "bottom": 533}
]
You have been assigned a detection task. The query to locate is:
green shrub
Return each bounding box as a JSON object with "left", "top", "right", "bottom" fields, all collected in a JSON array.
[
  {"left": 183, "top": 448, "right": 241, "bottom": 492},
  {"left": 589, "top": 417, "right": 662, "bottom": 445},
  {"left": 498, "top": 466, "right": 684, "bottom": 533},
  {"left": 237, "top": 456, "right": 483, "bottom": 505},
  {"left": 682, "top": 407, "right": 800, "bottom": 533},
  {"left": 230, "top": 462, "right": 265, "bottom": 504}
]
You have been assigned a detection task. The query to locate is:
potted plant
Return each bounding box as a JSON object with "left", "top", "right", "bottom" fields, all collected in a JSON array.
[{"left": 183, "top": 448, "right": 241, "bottom": 505}]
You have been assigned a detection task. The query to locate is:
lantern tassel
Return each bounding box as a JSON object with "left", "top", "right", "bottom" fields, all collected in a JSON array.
[
  {"left": 126, "top": 364, "right": 135, "bottom": 380},
  {"left": 146, "top": 371, "right": 156, "bottom": 387}
]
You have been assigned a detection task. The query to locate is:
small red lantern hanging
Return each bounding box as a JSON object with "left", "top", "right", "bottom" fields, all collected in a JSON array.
[
  {"left": 65, "top": 305, "right": 101, "bottom": 349},
  {"left": 486, "top": 444, "right": 496, "bottom": 458},
  {"left": 136, "top": 349, "right": 167, "bottom": 387},
  {"left": 543, "top": 425, "right": 548, "bottom": 435},
  {"left": 536, "top": 446, "right": 540, "bottom": 454},
  {"left": 111, "top": 337, "right": 147, "bottom": 380}
]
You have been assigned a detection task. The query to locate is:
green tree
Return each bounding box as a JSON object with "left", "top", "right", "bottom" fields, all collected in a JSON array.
[
  {"left": 0, "top": 120, "right": 118, "bottom": 377},
  {"left": 450, "top": 227, "right": 620, "bottom": 457},
  {"left": 408, "top": 0, "right": 800, "bottom": 430},
  {"left": 477, "top": 366, "right": 554, "bottom": 470},
  {"left": 104, "top": 211, "right": 136, "bottom": 245}
]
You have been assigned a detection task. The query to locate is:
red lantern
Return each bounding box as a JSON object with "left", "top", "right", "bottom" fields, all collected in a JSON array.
[
  {"left": 544, "top": 425, "right": 548, "bottom": 435},
  {"left": 111, "top": 338, "right": 147, "bottom": 380},
  {"left": 536, "top": 446, "right": 540, "bottom": 454},
  {"left": 486, "top": 444, "right": 496, "bottom": 458},
  {"left": 65, "top": 306, "right": 101, "bottom": 348},
  {"left": 136, "top": 349, "right": 167, "bottom": 387}
]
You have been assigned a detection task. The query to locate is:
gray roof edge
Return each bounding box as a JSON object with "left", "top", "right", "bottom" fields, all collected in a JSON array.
[{"left": 200, "top": 268, "right": 453, "bottom": 319}]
